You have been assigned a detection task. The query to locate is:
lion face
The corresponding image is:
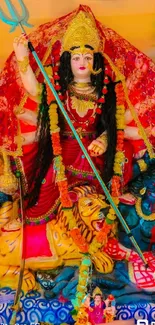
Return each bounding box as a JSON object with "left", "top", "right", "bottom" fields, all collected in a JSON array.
[{"left": 77, "top": 193, "right": 109, "bottom": 232}]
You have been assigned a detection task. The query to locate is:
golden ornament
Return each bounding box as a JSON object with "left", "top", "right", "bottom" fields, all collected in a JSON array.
[
  {"left": 62, "top": 11, "right": 103, "bottom": 53},
  {"left": 71, "top": 96, "right": 95, "bottom": 117}
]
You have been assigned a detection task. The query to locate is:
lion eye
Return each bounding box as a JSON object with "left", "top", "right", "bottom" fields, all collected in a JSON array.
[{"left": 88, "top": 201, "right": 93, "bottom": 206}]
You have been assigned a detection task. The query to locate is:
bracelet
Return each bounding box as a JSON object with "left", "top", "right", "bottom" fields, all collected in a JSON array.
[
  {"left": 37, "top": 82, "right": 43, "bottom": 98},
  {"left": 14, "top": 106, "right": 25, "bottom": 115},
  {"left": 98, "top": 133, "right": 108, "bottom": 146},
  {"left": 17, "top": 56, "right": 29, "bottom": 73},
  {"left": 100, "top": 133, "right": 107, "bottom": 140}
]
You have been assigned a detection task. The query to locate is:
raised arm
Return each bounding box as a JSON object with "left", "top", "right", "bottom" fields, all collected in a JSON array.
[
  {"left": 124, "top": 109, "right": 154, "bottom": 140},
  {"left": 13, "top": 33, "right": 40, "bottom": 98}
]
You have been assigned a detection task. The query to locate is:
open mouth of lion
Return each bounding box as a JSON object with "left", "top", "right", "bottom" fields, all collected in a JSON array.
[{"left": 92, "top": 209, "right": 105, "bottom": 231}]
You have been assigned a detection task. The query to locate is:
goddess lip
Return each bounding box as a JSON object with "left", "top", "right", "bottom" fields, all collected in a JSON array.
[{"left": 79, "top": 67, "right": 86, "bottom": 70}]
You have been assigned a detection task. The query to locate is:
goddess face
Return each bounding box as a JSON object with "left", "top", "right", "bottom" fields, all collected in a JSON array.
[
  {"left": 83, "top": 294, "right": 90, "bottom": 307},
  {"left": 94, "top": 294, "right": 102, "bottom": 306},
  {"left": 71, "top": 51, "right": 94, "bottom": 81}
]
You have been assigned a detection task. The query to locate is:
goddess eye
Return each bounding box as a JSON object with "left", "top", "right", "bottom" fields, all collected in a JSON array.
[
  {"left": 72, "top": 56, "right": 80, "bottom": 61},
  {"left": 85, "top": 56, "right": 93, "bottom": 61}
]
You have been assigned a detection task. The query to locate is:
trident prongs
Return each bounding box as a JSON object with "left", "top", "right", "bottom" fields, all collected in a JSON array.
[{"left": 0, "top": 0, "right": 33, "bottom": 32}]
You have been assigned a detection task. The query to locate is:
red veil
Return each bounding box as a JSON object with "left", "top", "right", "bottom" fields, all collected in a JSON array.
[{"left": 0, "top": 4, "right": 154, "bottom": 157}]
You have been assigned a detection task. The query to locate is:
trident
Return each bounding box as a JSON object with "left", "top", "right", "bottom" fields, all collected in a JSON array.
[
  {"left": 0, "top": 0, "right": 33, "bottom": 32},
  {"left": 0, "top": 0, "right": 148, "bottom": 322}
]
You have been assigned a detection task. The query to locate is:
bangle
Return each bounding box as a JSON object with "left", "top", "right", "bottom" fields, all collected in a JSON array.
[
  {"left": 17, "top": 56, "right": 29, "bottom": 73},
  {"left": 99, "top": 133, "right": 108, "bottom": 145},
  {"left": 37, "top": 82, "right": 43, "bottom": 98},
  {"left": 14, "top": 106, "right": 25, "bottom": 115}
]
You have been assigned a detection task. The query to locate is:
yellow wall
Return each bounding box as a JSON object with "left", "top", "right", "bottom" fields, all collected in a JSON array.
[{"left": 0, "top": 0, "right": 155, "bottom": 68}]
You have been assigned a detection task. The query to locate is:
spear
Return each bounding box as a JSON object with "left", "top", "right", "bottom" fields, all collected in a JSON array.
[{"left": 0, "top": 0, "right": 148, "bottom": 320}]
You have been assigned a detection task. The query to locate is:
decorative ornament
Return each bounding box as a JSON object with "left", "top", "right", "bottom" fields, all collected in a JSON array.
[
  {"left": 70, "top": 96, "right": 95, "bottom": 117},
  {"left": 87, "top": 62, "right": 102, "bottom": 75},
  {"left": 92, "top": 286, "right": 103, "bottom": 298},
  {"left": 62, "top": 11, "right": 103, "bottom": 53},
  {"left": 0, "top": 152, "right": 18, "bottom": 195},
  {"left": 17, "top": 56, "right": 29, "bottom": 73}
]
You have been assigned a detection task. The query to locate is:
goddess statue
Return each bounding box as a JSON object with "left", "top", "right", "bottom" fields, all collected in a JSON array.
[
  {"left": 6, "top": 8, "right": 154, "bottom": 218},
  {"left": 73, "top": 288, "right": 116, "bottom": 325},
  {"left": 0, "top": 4, "right": 154, "bottom": 315}
]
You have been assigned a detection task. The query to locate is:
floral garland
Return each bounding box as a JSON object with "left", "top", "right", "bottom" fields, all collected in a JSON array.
[
  {"left": 45, "top": 56, "right": 126, "bottom": 312},
  {"left": 48, "top": 95, "right": 116, "bottom": 311},
  {"left": 104, "top": 82, "right": 126, "bottom": 227},
  {"left": 72, "top": 257, "right": 92, "bottom": 311},
  {"left": 48, "top": 102, "right": 73, "bottom": 208},
  {"left": 111, "top": 82, "right": 125, "bottom": 198}
]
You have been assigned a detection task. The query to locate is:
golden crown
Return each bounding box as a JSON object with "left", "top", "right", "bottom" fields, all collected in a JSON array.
[
  {"left": 92, "top": 287, "right": 103, "bottom": 298},
  {"left": 62, "top": 11, "right": 102, "bottom": 53}
]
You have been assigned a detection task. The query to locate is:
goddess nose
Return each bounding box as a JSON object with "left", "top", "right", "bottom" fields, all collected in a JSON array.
[{"left": 80, "top": 56, "right": 85, "bottom": 65}]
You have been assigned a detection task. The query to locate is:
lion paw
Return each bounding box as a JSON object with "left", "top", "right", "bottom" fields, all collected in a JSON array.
[{"left": 92, "top": 251, "right": 114, "bottom": 273}]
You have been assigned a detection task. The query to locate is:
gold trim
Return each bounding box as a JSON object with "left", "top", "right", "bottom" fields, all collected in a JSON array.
[
  {"left": 26, "top": 197, "right": 60, "bottom": 223},
  {"left": 62, "top": 130, "right": 96, "bottom": 137},
  {"left": 0, "top": 152, "right": 18, "bottom": 195},
  {"left": 66, "top": 165, "right": 99, "bottom": 177},
  {"left": 15, "top": 157, "right": 28, "bottom": 195},
  {"left": 25, "top": 181, "right": 84, "bottom": 223},
  {"left": 135, "top": 197, "right": 155, "bottom": 221},
  {"left": 128, "top": 262, "right": 136, "bottom": 284},
  {"left": 0, "top": 119, "right": 23, "bottom": 158},
  {"left": 17, "top": 94, "right": 28, "bottom": 115}
]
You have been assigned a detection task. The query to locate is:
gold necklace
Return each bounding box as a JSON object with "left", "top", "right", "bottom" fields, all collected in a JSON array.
[
  {"left": 69, "top": 85, "right": 97, "bottom": 101},
  {"left": 72, "top": 81, "right": 92, "bottom": 88}
]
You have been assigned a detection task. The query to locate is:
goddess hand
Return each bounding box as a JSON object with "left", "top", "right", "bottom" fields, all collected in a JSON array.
[
  {"left": 14, "top": 108, "right": 38, "bottom": 126},
  {"left": 13, "top": 33, "right": 29, "bottom": 60},
  {"left": 88, "top": 134, "right": 108, "bottom": 157},
  {"left": 13, "top": 34, "right": 39, "bottom": 97}
]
